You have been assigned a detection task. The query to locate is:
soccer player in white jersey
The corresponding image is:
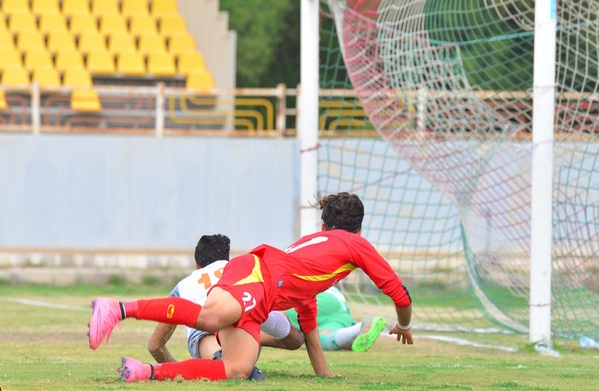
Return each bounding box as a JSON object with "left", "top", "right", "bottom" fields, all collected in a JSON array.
[{"left": 145, "top": 234, "right": 304, "bottom": 381}]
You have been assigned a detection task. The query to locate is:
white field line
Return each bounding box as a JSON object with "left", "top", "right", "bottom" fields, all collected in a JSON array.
[
  {"left": 7, "top": 298, "right": 90, "bottom": 312},
  {"left": 380, "top": 333, "right": 517, "bottom": 352}
]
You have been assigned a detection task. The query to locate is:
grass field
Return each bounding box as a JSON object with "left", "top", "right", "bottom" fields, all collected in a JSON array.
[{"left": 1, "top": 282, "right": 598, "bottom": 391}]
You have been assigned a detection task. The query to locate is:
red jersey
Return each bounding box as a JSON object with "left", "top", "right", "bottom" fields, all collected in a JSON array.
[{"left": 249, "top": 229, "right": 411, "bottom": 334}]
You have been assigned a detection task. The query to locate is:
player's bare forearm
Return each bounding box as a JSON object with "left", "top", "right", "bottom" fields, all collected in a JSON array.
[
  {"left": 148, "top": 323, "right": 178, "bottom": 362},
  {"left": 304, "top": 328, "right": 336, "bottom": 377},
  {"left": 388, "top": 304, "right": 413, "bottom": 344}
]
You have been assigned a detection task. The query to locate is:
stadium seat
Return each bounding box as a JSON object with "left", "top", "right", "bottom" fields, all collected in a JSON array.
[
  {"left": 55, "top": 49, "right": 86, "bottom": 72},
  {"left": 0, "top": 48, "right": 23, "bottom": 71},
  {"left": 9, "top": 13, "right": 38, "bottom": 33},
  {"left": 86, "top": 50, "right": 116, "bottom": 75},
  {"left": 177, "top": 51, "right": 206, "bottom": 76},
  {"left": 99, "top": 14, "right": 128, "bottom": 36},
  {"left": 122, "top": 0, "right": 150, "bottom": 17},
  {"left": 186, "top": 69, "right": 215, "bottom": 90},
  {"left": 23, "top": 49, "right": 54, "bottom": 71},
  {"left": 63, "top": 67, "right": 92, "bottom": 88},
  {"left": 0, "top": 30, "right": 16, "bottom": 49},
  {"left": 168, "top": 33, "right": 196, "bottom": 56},
  {"left": 47, "top": 31, "right": 78, "bottom": 53},
  {"left": 31, "top": 0, "right": 61, "bottom": 16},
  {"left": 0, "top": 90, "right": 7, "bottom": 110},
  {"left": 150, "top": 0, "right": 179, "bottom": 17},
  {"left": 91, "top": 0, "right": 120, "bottom": 17},
  {"left": 69, "top": 14, "right": 99, "bottom": 36},
  {"left": 39, "top": 13, "right": 69, "bottom": 34},
  {"left": 78, "top": 32, "right": 107, "bottom": 54},
  {"left": 32, "top": 67, "right": 61, "bottom": 88},
  {"left": 16, "top": 31, "right": 46, "bottom": 51},
  {"left": 1, "top": 66, "right": 30, "bottom": 86},
  {"left": 158, "top": 14, "right": 188, "bottom": 37},
  {"left": 71, "top": 89, "right": 102, "bottom": 111},
  {"left": 129, "top": 14, "right": 157, "bottom": 37},
  {"left": 116, "top": 52, "right": 146, "bottom": 76},
  {"left": 107, "top": 32, "right": 137, "bottom": 56},
  {"left": 2, "top": 0, "right": 30, "bottom": 15},
  {"left": 138, "top": 33, "right": 166, "bottom": 56},
  {"left": 62, "top": 0, "right": 91, "bottom": 17},
  {"left": 147, "top": 52, "right": 176, "bottom": 77}
]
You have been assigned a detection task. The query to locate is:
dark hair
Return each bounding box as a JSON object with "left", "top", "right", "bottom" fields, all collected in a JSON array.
[
  {"left": 194, "top": 234, "right": 231, "bottom": 268},
  {"left": 318, "top": 192, "right": 364, "bottom": 233}
]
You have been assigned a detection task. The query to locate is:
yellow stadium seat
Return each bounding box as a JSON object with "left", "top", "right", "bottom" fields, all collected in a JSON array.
[
  {"left": 16, "top": 31, "right": 46, "bottom": 51},
  {"left": 23, "top": 49, "right": 54, "bottom": 71},
  {"left": 151, "top": 0, "right": 179, "bottom": 17},
  {"left": 116, "top": 52, "right": 146, "bottom": 76},
  {"left": 0, "top": 30, "right": 15, "bottom": 49},
  {"left": 0, "top": 48, "right": 23, "bottom": 71},
  {"left": 71, "top": 89, "right": 102, "bottom": 111},
  {"left": 47, "top": 31, "right": 78, "bottom": 53},
  {"left": 107, "top": 32, "right": 137, "bottom": 55},
  {"left": 62, "top": 0, "right": 90, "bottom": 17},
  {"left": 86, "top": 50, "right": 116, "bottom": 75},
  {"left": 32, "top": 67, "right": 61, "bottom": 88},
  {"left": 158, "top": 14, "right": 188, "bottom": 37},
  {"left": 39, "top": 13, "right": 69, "bottom": 34},
  {"left": 32, "top": 0, "right": 61, "bottom": 15},
  {"left": 69, "top": 14, "right": 99, "bottom": 36},
  {"left": 1, "top": 66, "right": 30, "bottom": 86},
  {"left": 0, "top": 90, "right": 7, "bottom": 110},
  {"left": 99, "top": 14, "right": 128, "bottom": 36},
  {"left": 78, "top": 32, "right": 107, "bottom": 54},
  {"left": 177, "top": 51, "right": 206, "bottom": 76},
  {"left": 138, "top": 33, "right": 166, "bottom": 56},
  {"left": 63, "top": 67, "right": 92, "bottom": 88},
  {"left": 168, "top": 33, "right": 196, "bottom": 56},
  {"left": 129, "top": 14, "right": 157, "bottom": 37},
  {"left": 55, "top": 49, "right": 86, "bottom": 72},
  {"left": 9, "top": 13, "right": 38, "bottom": 33},
  {"left": 186, "top": 69, "right": 214, "bottom": 90},
  {"left": 0, "top": 15, "right": 8, "bottom": 31},
  {"left": 91, "top": 0, "right": 119, "bottom": 17},
  {"left": 122, "top": 0, "right": 150, "bottom": 17},
  {"left": 2, "top": 0, "right": 30, "bottom": 15},
  {"left": 147, "top": 52, "right": 175, "bottom": 77}
]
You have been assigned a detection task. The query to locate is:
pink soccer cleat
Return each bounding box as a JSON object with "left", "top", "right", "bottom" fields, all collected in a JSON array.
[
  {"left": 88, "top": 297, "right": 122, "bottom": 349},
  {"left": 117, "top": 357, "right": 153, "bottom": 382}
]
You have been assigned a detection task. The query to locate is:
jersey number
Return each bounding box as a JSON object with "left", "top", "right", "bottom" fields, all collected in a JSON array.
[{"left": 196, "top": 268, "right": 223, "bottom": 290}]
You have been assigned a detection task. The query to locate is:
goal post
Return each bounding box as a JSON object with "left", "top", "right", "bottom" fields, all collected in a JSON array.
[{"left": 315, "top": 0, "right": 599, "bottom": 343}]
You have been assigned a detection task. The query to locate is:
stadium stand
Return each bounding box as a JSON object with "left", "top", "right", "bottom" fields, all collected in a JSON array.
[
  {"left": 47, "top": 31, "right": 78, "bottom": 53},
  {"left": 121, "top": 0, "right": 150, "bottom": 17},
  {"left": 186, "top": 69, "right": 214, "bottom": 90},
  {"left": 62, "top": 0, "right": 91, "bottom": 17},
  {"left": 69, "top": 13, "right": 98, "bottom": 36},
  {"left": 55, "top": 49, "right": 86, "bottom": 72},
  {"left": 32, "top": 0, "right": 61, "bottom": 16},
  {"left": 32, "top": 67, "right": 61, "bottom": 88},
  {"left": 107, "top": 32, "right": 137, "bottom": 56},
  {"left": 158, "top": 14, "right": 187, "bottom": 37},
  {"left": 0, "top": 48, "right": 23, "bottom": 71},
  {"left": 177, "top": 51, "right": 206, "bottom": 76},
  {"left": 138, "top": 32, "right": 167, "bottom": 55},
  {"left": 86, "top": 50, "right": 116, "bottom": 75},
  {"left": 9, "top": 12, "right": 38, "bottom": 32},
  {"left": 99, "top": 14, "right": 128, "bottom": 36},
  {"left": 116, "top": 51, "right": 146, "bottom": 76},
  {"left": 168, "top": 33, "right": 196, "bottom": 56},
  {"left": 1, "top": 67, "right": 29, "bottom": 86},
  {"left": 91, "top": 0, "right": 120, "bottom": 17},
  {"left": 129, "top": 14, "right": 157, "bottom": 37},
  {"left": 2, "top": 0, "right": 30, "bottom": 15},
  {"left": 147, "top": 52, "right": 176, "bottom": 77},
  {"left": 151, "top": 0, "right": 179, "bottom": 17},
  {"left": 39, "top": 13, "right": 69, "bottom": 34}
]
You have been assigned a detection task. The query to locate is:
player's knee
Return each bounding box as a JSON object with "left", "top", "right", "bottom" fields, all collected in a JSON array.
[
  {"left": 223, "top": 359, "right": 254, "bottom": 379},
  {"left": 282, "top": 328, "right": 305, "bottom": 350}
]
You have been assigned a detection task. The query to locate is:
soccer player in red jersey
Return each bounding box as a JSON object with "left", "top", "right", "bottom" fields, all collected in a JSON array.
[{"left": 88, "top": 192, "right": 413, "bottom": 382}]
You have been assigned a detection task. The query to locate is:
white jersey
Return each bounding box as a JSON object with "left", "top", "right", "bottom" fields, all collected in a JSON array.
[{"left": 169, "top": 260, "right": 227, "bottom": 357}]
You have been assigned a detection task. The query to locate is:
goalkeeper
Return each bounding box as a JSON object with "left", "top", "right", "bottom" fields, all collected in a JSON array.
[{"left": 281, "top": 285, "right": 387, "bottom": 352}]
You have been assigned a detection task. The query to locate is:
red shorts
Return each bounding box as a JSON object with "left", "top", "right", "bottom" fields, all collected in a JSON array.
[{"left": 212, "top": 254, "right": 272, "bottom": 343}]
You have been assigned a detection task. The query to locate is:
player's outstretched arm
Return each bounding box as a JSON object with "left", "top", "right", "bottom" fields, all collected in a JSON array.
[
  {"left": 148, "top": 323, "right": 178, "bottom": 362},
  {"left": 388, "top": 304, "right": 413, "bottom": 344},
  {"left": 305, "top": 328, "right": 337, "bottom": 377}
]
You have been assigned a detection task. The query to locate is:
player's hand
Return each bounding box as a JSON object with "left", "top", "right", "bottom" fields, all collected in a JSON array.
[{"left": 388, "top": 324, "right": 413, "bottom": 344}]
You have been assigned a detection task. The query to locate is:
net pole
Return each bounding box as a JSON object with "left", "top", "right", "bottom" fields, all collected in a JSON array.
[
  {"left": 298, "top": 0, "right": 320, "bottom": 236},
  {"left": 529, "top": 0, "right": 556, "bottom": 344}
]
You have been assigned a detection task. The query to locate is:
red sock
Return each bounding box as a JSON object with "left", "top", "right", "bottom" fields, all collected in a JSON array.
[
  {"left": 154, "top": 358, "right": 227, "bottom": 381},
  {"left": 122, "top": 298, "right": 201, "bottom": 328}
]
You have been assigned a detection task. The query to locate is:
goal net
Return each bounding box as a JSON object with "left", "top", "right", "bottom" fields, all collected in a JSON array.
[{"left": 318, "top": 0, "right": 599, "bottom": 339}]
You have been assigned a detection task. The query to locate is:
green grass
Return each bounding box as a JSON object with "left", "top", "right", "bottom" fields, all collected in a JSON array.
[{"left": 1, "top": 283, "right": 598, "bottom": 391}]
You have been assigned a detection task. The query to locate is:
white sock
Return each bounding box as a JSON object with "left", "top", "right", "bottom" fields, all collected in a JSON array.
[
  {"left": 260, "top": 311, "right": 291, "bottom": 339},
  {"left": 333, "top": 323, "right": 362, "bottom": 349}
]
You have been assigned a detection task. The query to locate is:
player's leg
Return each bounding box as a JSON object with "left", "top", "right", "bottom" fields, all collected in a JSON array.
[
  {"left": 260, "top": 311, "right": 305, "bottom": 350},
  {"left": 218, "top": 325, "right": 261, "bottom": 379}
]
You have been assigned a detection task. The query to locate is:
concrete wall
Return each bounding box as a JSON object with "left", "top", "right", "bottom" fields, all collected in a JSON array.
[{"left": 0, "top": 134, "right": 299, "bottom": 253}]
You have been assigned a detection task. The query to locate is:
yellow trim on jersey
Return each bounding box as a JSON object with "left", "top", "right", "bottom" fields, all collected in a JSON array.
[
  {"left": 233, "top": 254, "right": 264, "bottom": 285},
  {"left": 292, "top": 263, "right": 356, "bottom": 281}
]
